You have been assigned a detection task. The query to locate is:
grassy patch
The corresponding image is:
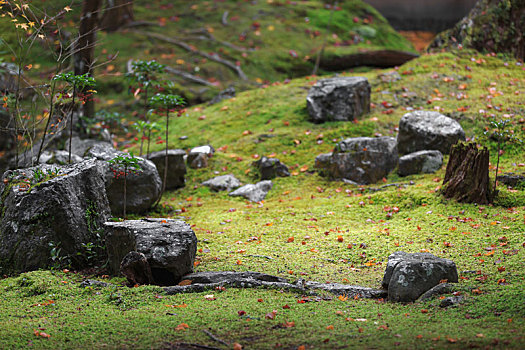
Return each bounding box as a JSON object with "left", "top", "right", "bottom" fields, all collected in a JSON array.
[{"left": 1, "top": 3, "right": 525, "bottom": 346}]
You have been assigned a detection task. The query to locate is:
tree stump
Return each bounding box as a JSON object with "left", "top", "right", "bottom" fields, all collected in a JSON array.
[{"left": 442, "top": 142, "right": 492, "bottom": 204}]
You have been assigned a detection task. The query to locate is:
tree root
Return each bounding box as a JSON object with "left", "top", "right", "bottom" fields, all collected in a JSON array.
[{"left": 133, "top": 30, "right": 248, "bottom": 80}]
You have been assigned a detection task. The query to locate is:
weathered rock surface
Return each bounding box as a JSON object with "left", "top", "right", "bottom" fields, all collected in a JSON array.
[
  {"left": 69, "top": 139, "right": 161, "bottom": 214},
  {"left": 102, "top": 155, "right": 161, "bottom": 215},
  {"left": 164, "top": 271, "right": 386, "bottom": 298},
  {"left": 397, "top": 111, "right": 465, "bottom": 155},
  {"left": 378, "top": 71, "right": 401, "bottom": 83},
  {"left": 189, "top": 152, "right": 208, "bottom": 169},
  {"left": 0, "top": 159, "right": 110, "bottom": 274},
  {"left": 398, "top": 150, "right": 443, "bottom": 176},
  {"left": 120, "top": 251, "right": 154, "bottom": 286},
  {"left": 306, "top": 77, "right": 370, "bottom": 123},
  {"left": 71, "top": 137, "right": 114, "bottom": 158},
  {"left": 382, "top": 251, "right": 458, "bottom": 302},
  {"left": 439, "top": 295, "right": 463, "bottom": 308},
  {"left": 105, "top": 218, "right": 197, "bottom": 285},
  {"left": 187, "top": 145, "right": 214, "bottom": 168},
  {"left": 416, "top": 283, "right": 454, "bottom": 302},
  {"left": 254, "top": 156, "right": 290, "bottom": 180},
  {"left": 316, "top": 137, "right": 398, "bottom": 184},
  {"left": 208, "top": 86, "right": 236, "bottom": 105},
  {"left": 202, "top": 174, "right": 241, "bottom": 192},
  {"left": 304, "top": 282, "right": 387, "bottom": 299},
  {"left": 183, "top": 271, "right": 287, "bottom": 284},
  {"left": 497, "top": 173, "right": 525, "bottom": 188},
  {"left": 229, "top": 180, "right": 272, "bottom": 202},
  {"left": 45, "top": 150, "right": 84, "bottom": 165},
  {"left": 147, "top": 149, "right": 186, "bottom": 190},
  {"left": 428, "top": 0, "right": 525, "bottom": 61}
]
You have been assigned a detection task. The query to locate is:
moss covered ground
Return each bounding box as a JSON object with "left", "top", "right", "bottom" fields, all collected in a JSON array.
[
  {"left": 0, "top": 49, "right": 524, "bottom": 349},
  {"left": 1, "top": 1, "right": 525, "bottom": 348},
  {"left": 0, "top": 0, "right": 414, "bottom": 103}
]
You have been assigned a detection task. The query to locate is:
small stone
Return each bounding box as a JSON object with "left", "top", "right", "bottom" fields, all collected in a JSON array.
[
  {"left": 202, "top": 174, "right": 241, "bottom": 192},
  {"left": 398, "top": 150, "right": 443, "bottom": 176},
  {"left": 120, "top": 251, "right": 154, "bottom": 286},
  {"left": 253, "top": 156, "right": 290, "bottom": 180},
  {"left": 439, "top": 296, "right": 463, "bottom": 308},
  {"left": 229, "top": 180, "right": 272, "bottom": 202}
]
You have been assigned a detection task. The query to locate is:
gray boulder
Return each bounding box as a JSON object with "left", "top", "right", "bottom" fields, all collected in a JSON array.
[
  {"left": 46, "top": 150, "right": 83, "bottom": 165},
  {"left": 202, "top": 174, "right": 241, "bottom": 192},
  {"left": 208, "top": 86, "right": 236, "bottom": 105},
  {"left": 382, "top": 251, "right": 459, "bottom": 303},
  {"left": 120, "top": 251, "right": 154, "bottom": 286},
  {"left": 314, "top": 153, "right": 332, "bottom": 177},
  {"left": 229, "top": 180, "right": 272, "bottom": 202},
  {"left": 105, "top": 218, "right": 197, "bottom": 285},
  {"left": 397, "top": 111, "right": 465, "bottom": 155},
  {"left": 189, "top": 152, "right": 208, "bottom": 169},
  {"left": 0, "top": 159, "right": 110, "bottom": 274},
  {"left": 71, "top": 136, "right": 114, "bottom": 158},
  {"left": 104, "top": 156, "right": 161, "bottom": 215},
  {"left": 187, "top": 145, "right": 214, "bottom": 168},
  {"left": 497, "top": 173, "right": 525, "bottom": 188},
  {"left": 316, "top": 137, "right": 398, "bottom": 184},
  {"left": 398, "top": 150, "right": 443, "bottom": 176},
  {"left": 85, "top": 146, "right": 161, "bottom": 215},
  {"left": 306, "top": 77, "right": 370, "bottom": 123},
  {"left": 147, "top": 149, "right": 186, "bottom": 190},
  {"left": 254, "top": 156, "right": 290, "bottom": 180}
]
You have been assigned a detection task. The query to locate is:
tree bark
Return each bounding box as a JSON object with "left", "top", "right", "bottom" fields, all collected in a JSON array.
[
  {"left": 100, "top": 0, "right": 134, "bottom": 32},
  {"left": 74, "top": 0, "right": 102, "bottom": 127},
  {"left": 442, "top": 142, "right": 492, "bottom": 204}
]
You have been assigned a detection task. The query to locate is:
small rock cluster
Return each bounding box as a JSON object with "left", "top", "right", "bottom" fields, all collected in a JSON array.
[{"left": 309, "top": 77, "right": 466, "bottom": 184}]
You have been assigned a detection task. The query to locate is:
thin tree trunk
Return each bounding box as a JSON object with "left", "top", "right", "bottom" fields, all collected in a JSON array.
[
  {"left": 154, "top": 109, "right": 169, "bottom": 208},
  {"left": 68, "top": 85, "right": 77, "bottom": 164},
  {"left": 74, "top": 0, "right": 102, "bottom": 126},
  {"left": 312, "top": 1, "right": 338, "bottom": 76},
  {"left": 123, "top": 164, "right": 127, "bottom": 219},
  {"left": 100, "top": 0, "right": 134, "bottom": 32}
]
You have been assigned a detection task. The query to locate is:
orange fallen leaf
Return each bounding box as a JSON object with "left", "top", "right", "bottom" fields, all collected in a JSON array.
[
  {"left": 326, "top": 325, "right": 334, "bottom": 330},
  {"left": 34, "top": 330, "right": 51, "bottom": 338},
  {"left": 233, "top": 343, "right": 243, "bottom": 350},
  {"left": 175, "top": 323, "right": 189, "bottom": 331}
]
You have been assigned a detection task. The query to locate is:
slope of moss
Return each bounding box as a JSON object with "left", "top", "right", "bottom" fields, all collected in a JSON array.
[{"left": 0, "top": 0, "right": 414, "bottom": 103}]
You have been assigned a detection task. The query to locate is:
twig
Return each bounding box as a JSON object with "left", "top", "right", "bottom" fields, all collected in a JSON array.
[
  {"left": 171, "top": 343, "right": 221, "bottom": 350},
  {"left": 221, "top": 11, "right": 229, "bottom": 26},
  {"left": 203, "top": 329, "right": 229, "bottom": 347},
  {"left": 133, "top": 30, "right": 248, "bottom": 80},
  {"left": 246, "top": 254, "right": 273, "bottom": 260},
  {"left": 164, "top": 66, "right": 216, "bottom": 86}
]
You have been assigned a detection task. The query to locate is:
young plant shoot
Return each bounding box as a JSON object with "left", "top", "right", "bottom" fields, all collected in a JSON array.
[{"left": 149, "top": 93, "right": 185, "bottom": 207}]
